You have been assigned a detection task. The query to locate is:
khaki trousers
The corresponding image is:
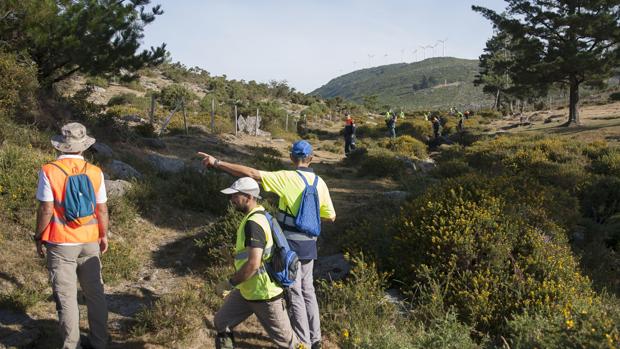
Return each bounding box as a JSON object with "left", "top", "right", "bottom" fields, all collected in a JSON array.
[
  {"left": 46, "top": 243, "right": 108, "bottom": 349},
  {"left": 214, "top": 289, "right": 306, "bottom": 349}
]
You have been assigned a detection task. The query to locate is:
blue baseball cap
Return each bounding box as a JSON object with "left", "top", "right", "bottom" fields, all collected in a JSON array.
[{"left": 291, "top": 140, "right": 313, "bottom": 158}]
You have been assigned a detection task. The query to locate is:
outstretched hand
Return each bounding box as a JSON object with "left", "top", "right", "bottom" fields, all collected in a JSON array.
[{"left": 197, "top": 152, "right": 217, "bottom": 168}]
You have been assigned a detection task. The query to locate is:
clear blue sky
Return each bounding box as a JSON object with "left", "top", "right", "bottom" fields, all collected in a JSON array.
[{"left": 142, "top": 1, "right": 507, "bottom": 93}]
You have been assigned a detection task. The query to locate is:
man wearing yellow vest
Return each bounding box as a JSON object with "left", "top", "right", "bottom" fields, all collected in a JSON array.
[
  {"left": 199, "top": 140, "right": 336, "bottom": 349},
  {"left": 212, "top": 177, "right": 307, "bottom": 349},
  {"left": 34, "top": 122, "right": 109, "bottom": 349}
]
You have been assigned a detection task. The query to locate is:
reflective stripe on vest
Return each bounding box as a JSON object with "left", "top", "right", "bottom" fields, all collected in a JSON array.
[
  {"left": 233, "top": 207, "right": 283, "bottom": 301},
  {"left": 51, "top": 216, "right": 99, "bottom": 227},
  {"left": 39, "top": 158, "right": 102, "bottom": 244},
  {"left": 275, "top": 211, "right": 317, "bottom": 241},
  {"left": 234, "top": 246, "right": 273, "bottom": 261}
]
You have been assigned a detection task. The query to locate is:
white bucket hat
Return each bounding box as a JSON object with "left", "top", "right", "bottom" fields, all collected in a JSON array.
[
  {"left": 51, "top": 122, "right": 96, "bottom": 153},
  {"left": 220, "top": 177, "right": 262, "bottom": 199}
]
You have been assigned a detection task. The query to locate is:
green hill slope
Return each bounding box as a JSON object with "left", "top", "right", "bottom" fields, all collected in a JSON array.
[{"left": 311, "top": 57, "right": 494, "bottom": 111}]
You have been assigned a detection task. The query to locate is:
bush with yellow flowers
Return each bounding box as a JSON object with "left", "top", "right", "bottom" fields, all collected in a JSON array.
[
  {"left": 390, "top": 174, "right": 592, "bottom": 334},
  {"left": 378, "top": 135, "right": 428, "bottom": 159}
]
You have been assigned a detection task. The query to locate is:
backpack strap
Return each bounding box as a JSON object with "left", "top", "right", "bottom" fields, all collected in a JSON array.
[
  {"left": 49, "top": 161, "right": 70, "bottom": 176},
  {"left": 246, "top": 210, "right": 274, "bottom": 259},
  {"left": 49, "top": 160, "right": 88, "bottom": 176},
  {"left": 296, "top": 170, "right": 318, "bottom": 188}
]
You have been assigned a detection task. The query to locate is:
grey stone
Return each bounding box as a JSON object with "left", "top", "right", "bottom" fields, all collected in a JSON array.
[
  {"left": 91, "top": 142, "right": 114, "bottom": 158},
  {"left": 314, "top": 253, "right": 351, "bottom": 281},
  {"left": 395, "top": 156, "right": 416, "bottom": 169},
  {"left": 415, "top": 158, "right": 436, "bottom": 172},
  {"left": 383, "top": 191, "right": 410, "bottom": 201},
  {"left": 141, "top": 137, "right": 166, "bottom": 150},
  {"left": 107, "top": 160, "right": 142, "bottom": 180},
  {"left": 147, "top": 154, "right": 185, "bottom": 173},
  {"left": 121, "top": 114, "right": 146, "bottom": 123},
  {"left": 105, "top": 179, "right": 132, "bottom": 199}
]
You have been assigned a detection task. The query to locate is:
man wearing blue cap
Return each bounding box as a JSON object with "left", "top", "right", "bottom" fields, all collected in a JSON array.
[{"left": 199, "top": 140, "right": 336, "bottom": 349}]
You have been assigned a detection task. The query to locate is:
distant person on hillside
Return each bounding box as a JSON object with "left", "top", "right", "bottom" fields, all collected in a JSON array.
[
  {"left": 198, "top": 140, "right": 336, "bottom": 349},
  {"left": 34, "top": 122, "right": 109, "bottom": 349},
  {"left": 343, "top": 115, "right": 356, "bottom": 155},
  {"left": 432, "top": 116, "right": 442, "bottom": 139},
  {"left": 385, "top": 109, "right": 397, "bottom": 138},
  {"left": 297, "top": 116, "right": 308, "bottom": 137},
  {"left": 457, "top": 114, "right": 465, "bottom": 132},
  {"left": 210, "top": 177, "right": 307, "bottom": 349}
]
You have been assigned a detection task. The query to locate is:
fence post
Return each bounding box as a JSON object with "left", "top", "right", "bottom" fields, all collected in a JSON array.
[
  {"left": 149, "top": 94, "right": 156, "bottom": 124},
  {"left": 211, "top": 98, "right": 215, "bottom": 133},
  {"left": 182, "top": 98, "right": 188, "bottom": 135},
  {"left": 234, "top": 105, "right": 238, "bottom": 136}
]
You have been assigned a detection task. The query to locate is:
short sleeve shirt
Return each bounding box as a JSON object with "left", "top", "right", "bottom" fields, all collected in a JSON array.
[
  {"left": 244, "top": 221, "right": 267, "bottom": 249},
  {"left": 36, "top": 155, "right": 107, "bottom": 204},
  {"left": 259, "top": 167, "right": 336, "bottom": 260}
]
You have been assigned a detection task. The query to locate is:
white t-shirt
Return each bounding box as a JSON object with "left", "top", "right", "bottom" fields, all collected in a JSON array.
[{"left": 36, "top": 155, "right": 107, "bottom": 245}]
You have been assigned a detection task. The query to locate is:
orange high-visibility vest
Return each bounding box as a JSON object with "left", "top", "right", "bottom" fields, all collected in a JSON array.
[{"left": 40, "top": 158, "right": 103, "bottom": 243}]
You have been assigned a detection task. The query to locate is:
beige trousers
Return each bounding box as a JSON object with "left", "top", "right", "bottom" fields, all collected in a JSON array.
[
  {"left": 46, "top": 243, "right": 108, "bottom": 349},
  {"left": 214, "top": 289, "right": 306, "bottom": 349}
]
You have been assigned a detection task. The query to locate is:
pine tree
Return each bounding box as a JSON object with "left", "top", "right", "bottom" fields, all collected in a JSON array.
[
  {"left": 473, "top": 0, "right": 620, "bottom": 125},
  {"left": 0, "top": 0, "right": 167, "bottom": 88}
]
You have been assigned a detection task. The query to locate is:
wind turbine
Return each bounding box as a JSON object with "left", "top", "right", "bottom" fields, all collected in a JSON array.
[
  {"left": 412, "top": 48, "right": 418, "bottom": 62},
  {"left": 437, "top": 38, "right": 448, "bottom": 56},
  {"left": 368, "top": 54, "right": 374, "bottom": 67},
  {"left": 419, "top": 45, "right": 426, "bottom": 60},
  {"left": 400, "top": 49, "right": 405, "bottom": 62},
  {"left": 431, "top": 43, "right": 439, "bottom": 57},
  {"left": 384, "top": 53, "right": 389, "bottom": 65}
]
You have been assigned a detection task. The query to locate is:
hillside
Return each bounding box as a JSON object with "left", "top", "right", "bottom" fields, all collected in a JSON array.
[
  {"left": 311, "top": 57, "right": 494, "bottom": 111},
  {"left": 1, "top": 49, "right": 620, "bottom": 349}
]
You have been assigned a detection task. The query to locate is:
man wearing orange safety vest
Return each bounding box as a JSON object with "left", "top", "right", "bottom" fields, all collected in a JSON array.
[{"left": 34, "top": 123, "right": 109, "bottom": 349}]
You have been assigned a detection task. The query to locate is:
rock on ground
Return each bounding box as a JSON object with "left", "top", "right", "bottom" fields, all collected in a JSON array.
[
  {"left": 91, "top": 142, "right": 114, "bottom": 158},
  {"left": 105, "top": 179, "right": 133, "bottom": 199},
  {"left": 314, "top": 253, "right": 351, "bottom": 281},
  {"left": 107, "top": 160, "right": 142, "bottom": 180},
  {"left": 147, "top": 154, "right": 185, "bottom": 174}
]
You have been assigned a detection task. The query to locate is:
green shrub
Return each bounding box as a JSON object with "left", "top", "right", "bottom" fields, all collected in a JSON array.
[
  {"left": 133, "top": 169, "right": 230, "bottom": 215},
  {"left": 0, "top": 144, "right": 53, "bottom": 226},
  {"left": 507, "top": 296, "right": 620, "bottom": 349},
  {"left": 0, "top": 52, "right": 38, "bottom": 118},
  {"left": 133, "top": 281, "right": 208, "bottom": 344},
  {"left": 396, "top": 119, "right": 433, "bottom": 142},
  {"left": 609, "top": 91, "right": 620, "bottom": 101},
  {"left": 107, "top": 92, "right": 141, "bottom": 106},
  {"left": 0, "top": 284, "right": 48, "bottom": 312},
  {"left": 430, "top": 159, "right": 472, "bottom": 178},
  {"left": 120, "top": 79, "right": 146, "bottom": 92},
  {"left": 101, "top": 240, "right": 140, "bottom": 284},
  {"left": 379, "top": 135, "right": 428, "bottom": 159},
  {"left": 318, "top": 254, "right": 418, "bottom": 349},
  {"left": 390, "top": 175, "right": 592, "bottom": 334},
  {"left": 581, "top": 176, "right": 620, "bottom": 224},
  {"left": 249, "top": 146, "right": 284, "bottom": 171},
  {"left": 591, "top": 149, "right": 620, "bottom": 177},
  {"left": 359, "top": 149, "right": 407, "bottom": 178},
  {"left": 159, "top": 84, "right": 196, "bottom": 110},
  {"left": 107, "top": 195, "right": 139, "bottom": 231},
  {"left": 85, "top": 75, "right": 109, "bottom": 88},
  {"left": 193, "top": 206, "right": 242, "bottom": 275}
]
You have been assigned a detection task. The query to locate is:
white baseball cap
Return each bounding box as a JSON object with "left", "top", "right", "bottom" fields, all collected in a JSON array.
[{"left": 220, "top": 177, "right": 262, "bottom": 199}]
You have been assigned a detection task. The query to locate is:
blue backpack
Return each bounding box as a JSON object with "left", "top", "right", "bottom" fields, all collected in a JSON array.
[
  {"left": 253, "top": 211, "right": 299, "bottom": 288},
  {"left": 295, "top": 171, "right": 321, "bottom": 237},
  {"left": 50, "top": 161, "right": 97, "bottom": 225}
]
